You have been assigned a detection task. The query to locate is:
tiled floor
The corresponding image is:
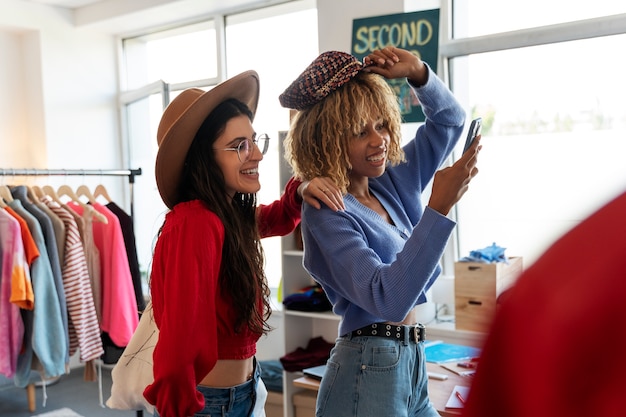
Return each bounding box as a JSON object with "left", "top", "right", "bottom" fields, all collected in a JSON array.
[{"left": 0, "top": 365, "right": 143, "bottom": 417}]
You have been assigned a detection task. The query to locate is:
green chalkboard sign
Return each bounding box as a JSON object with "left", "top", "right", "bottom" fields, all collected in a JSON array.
[{"left": 351, "top": 9, "right": 440, "bottom": 123}]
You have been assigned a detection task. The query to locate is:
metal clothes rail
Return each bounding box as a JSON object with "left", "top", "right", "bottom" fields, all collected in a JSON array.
[
  {"left": 0, "top": 168, "right": 142, "bottom": 219},
  {"left": 1, "top": 168, "right": 144, "bottom": 417},
  {"left": 0, "top": 168, "right": 142, "bottom": 177}
]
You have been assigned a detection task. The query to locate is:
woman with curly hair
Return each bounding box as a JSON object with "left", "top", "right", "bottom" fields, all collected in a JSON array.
[{"left": 280, "top": 47, "right": 481, "bottom": 416}]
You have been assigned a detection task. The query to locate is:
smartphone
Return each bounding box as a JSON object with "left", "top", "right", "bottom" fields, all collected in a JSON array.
[{"left": 463, "top": 117, "right": 482, "bottom": 153}]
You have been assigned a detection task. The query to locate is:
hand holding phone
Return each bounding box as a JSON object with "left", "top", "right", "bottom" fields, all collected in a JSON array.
[{"left": 463, "top": 117, "right": 482, "bottom": 153}]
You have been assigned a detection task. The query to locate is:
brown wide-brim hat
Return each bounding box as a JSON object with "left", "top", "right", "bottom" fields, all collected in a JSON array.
[
  {"left": 279, "top": 51, "right": 363, "bottom": 111},
  {"left": 155, "top": 70, "right": 260, "bottom": 209}
]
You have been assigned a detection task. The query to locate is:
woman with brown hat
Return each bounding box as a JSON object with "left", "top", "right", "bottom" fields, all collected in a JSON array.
[
  {"left": 142, "top": 70, "right": 343, "bottom": 417},
  {"left": 280, "top": 47, "right": 481, "bottom": 416}
]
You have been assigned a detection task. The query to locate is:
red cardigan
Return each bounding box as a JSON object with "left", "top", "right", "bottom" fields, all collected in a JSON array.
[{"left": 144, "top": 178, "right": 302, "bottom": 417}]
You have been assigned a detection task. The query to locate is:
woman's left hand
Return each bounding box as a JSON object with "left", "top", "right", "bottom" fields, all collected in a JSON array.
[
  {"left": 298, "top": 177, "right": 345, "bottom": 211},
  {"left": 363, "top": 47, "right": 428, "bottom": 86}
]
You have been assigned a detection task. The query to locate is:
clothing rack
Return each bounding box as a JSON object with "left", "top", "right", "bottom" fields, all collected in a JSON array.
[
  {"left": 0, "top": 168, "right": 144, "bottom": 417},
  {"left": 0, "top": 168, "right": 142, "bottom": 219}
]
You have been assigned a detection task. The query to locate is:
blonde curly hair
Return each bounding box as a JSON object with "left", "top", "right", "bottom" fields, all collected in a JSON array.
[{"left": 284, "top": 72, "right": 405, "bottom": 194}]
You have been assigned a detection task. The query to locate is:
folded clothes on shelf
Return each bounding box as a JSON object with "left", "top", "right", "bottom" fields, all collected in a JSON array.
[{"left": 279, "top": 336, "right": 334, "bottom": 372}]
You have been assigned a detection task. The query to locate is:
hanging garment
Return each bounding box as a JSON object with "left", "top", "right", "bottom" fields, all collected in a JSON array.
[
  {"left": 2, "top": 208, "right": 36, "bottom": 310},
  {"left": 42, "top": 196, "right": 104, "bottom": 363},
  {"left": 7, "top": 199, "right": 66, "bottom": 388},
  {"left": 5, "top": 206, "right": 40, "bottom": 268},
  {"left": 0, "top": 209, "right": 29, "bottom": 378},
  {"left": 63, "top": 202, "right": 102, "bottom": 323},
  {"left": 32, "top": 197, "right": 65, "bottom": 265},
  {"left": 105, "top": 201, "right": 145, "bottom": 311},
  {"left": 67, "top": 202, "right": 138, "bottom": 348},
  {"left": 11, "top": 186, "right": 70, "bottom": 366}
]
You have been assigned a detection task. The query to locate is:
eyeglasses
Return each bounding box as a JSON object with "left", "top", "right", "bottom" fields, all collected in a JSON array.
[{"left": 214, "top": 133, "right": 270, "bottom": 163}]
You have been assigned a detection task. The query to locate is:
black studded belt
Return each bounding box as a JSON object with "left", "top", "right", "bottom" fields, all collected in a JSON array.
[{"left": 349, "top": 322, "right": 426, "bottom": 343}]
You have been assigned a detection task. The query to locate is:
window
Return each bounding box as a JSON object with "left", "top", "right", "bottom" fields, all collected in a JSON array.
[
  {"left": 447, "top": 2, "right": 626, "bottom": 268},
  {"left": 122, "top": 21, "right": 218, "bottom": 90},
  {"left": 454, "top": 0, "right": 626, "bottom": 37}
]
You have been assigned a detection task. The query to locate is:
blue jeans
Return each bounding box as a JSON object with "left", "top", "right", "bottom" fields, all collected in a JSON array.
[
  {"left": 316, "top": 333, "right": 439, "bottom": 417},
  {"left": 155, "top": 359, "right": 263, "bottom": 417}
]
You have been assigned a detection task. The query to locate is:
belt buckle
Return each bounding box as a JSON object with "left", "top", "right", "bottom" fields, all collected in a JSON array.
[{"left": 413, "top": 324, "right": 425, "bottom": 342}]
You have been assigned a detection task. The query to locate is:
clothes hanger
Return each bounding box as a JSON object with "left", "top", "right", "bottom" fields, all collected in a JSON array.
[
  {"left": 76, "top": 184, "right": 97, "bottom": 204},
  {"left": 83, "top": 203, "right": 109, "bottom": 224},
  {"left": 93, "top": 184, "right": 113, "bottom": 203},
  {"left": 93, "top": 171, "right": 113, "bottom": 203},
  {"left": 42, "top": 184, "right": 64, "bottom": 205},
  {"left": 57, "top": 184, "right": 108, "bottom": 224},
  {"left": 0, "top": 171, "right": 15, "bottom": 204},
  {"left": 31, "top": 184, "right": 45, "bottom": 199},
  {"left": 25, "top": 184, "right": 41, "bottom": 203},
  {"left": 0, "top": 185, "right": 14, "bottom": 204},
  {"left": 57, "top": 184, "right": 82, "bottom": 203},
  {"left": 0, "top": 189, "right": 7, "bottom": 208},
  {"left": 22, "top": 170, "right": 46, "bottom": 202}
]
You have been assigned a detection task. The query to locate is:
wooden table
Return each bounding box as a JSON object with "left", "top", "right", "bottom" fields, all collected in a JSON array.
[
  {"left": 424, "top": 362, "right": 472, "bottom": 416},
  {"left": 293, "top": 362, "right": 472, "bottom": 416}
]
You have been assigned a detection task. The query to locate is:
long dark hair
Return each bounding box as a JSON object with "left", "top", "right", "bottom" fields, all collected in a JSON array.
[{"left": 177, "top": 98, "right": 270, "bottom": 335}]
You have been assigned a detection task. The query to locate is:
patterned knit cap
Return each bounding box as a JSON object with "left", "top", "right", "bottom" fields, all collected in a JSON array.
[{"left": 279, "top": 51, "right": 363, "bottom": 110}]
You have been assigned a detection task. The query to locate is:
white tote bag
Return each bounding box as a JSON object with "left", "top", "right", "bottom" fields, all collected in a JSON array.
[
  {"left": 106, "top": 301, "right": 268, "bottom": 416},
  {"left": 106, "top": 301, "right": 157, "bottom": 414}
]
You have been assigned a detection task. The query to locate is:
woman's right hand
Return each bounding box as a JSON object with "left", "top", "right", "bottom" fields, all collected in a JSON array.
[
  {"left": 427, "top": 136, "right": 481, "bottom": 216},
  {"left": 299, "top": 177, "right": 345, "bottom": 211}
]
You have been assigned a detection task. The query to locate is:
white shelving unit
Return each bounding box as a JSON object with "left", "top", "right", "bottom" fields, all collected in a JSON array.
[{"left": 278, "top": 134, "right": 340, "bottom": 417}]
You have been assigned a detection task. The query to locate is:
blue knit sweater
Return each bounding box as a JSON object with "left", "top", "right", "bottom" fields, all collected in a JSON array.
[{"left": 301, "top": 67, "right": 466, "bottom": 337}]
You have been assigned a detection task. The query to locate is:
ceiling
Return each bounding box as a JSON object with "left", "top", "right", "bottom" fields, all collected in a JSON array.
[
  {"left": 23, "top": 0, "right": 245, "bottom": 11},
  {"left": 20, "top": 0, "right": 265, "bottom": 34},
  {"left": 24, "top": 0, "right": 104, "bottom": 8}
]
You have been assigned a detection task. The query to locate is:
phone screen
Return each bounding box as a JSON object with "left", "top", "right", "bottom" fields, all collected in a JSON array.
[{"left": 463, "top": 117, "right": 482, "bottom": 153}]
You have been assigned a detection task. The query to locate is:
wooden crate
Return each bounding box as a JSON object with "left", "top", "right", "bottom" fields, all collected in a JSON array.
[
  {"left": 265, "top": 391, "right": 283, "bottom": 417},
  {"left": 454, "top": 256, "right": 523, "bottom": 332},
  {"left": 293, "top": 390, "right": 317, "bottom": 417}
]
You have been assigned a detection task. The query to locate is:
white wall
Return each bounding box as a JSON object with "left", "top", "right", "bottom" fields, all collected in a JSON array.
[
  {"left": 0, "top": 1, "right": 120, "bottom": 169},
  {"left": 316, "top": 0, "right": 405, "bottom": 52},
  {"left": 0, "top": 29, "right": 34, "bottom": 166},
  {"left": 0, "top": 0, "right": 124, "bottom": 202},
  {"left": 39, "top": 25, "right": 119, "bottom": 171}
]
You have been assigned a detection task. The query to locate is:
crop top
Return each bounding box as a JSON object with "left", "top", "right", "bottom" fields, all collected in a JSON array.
[{"left": 143, "top": 177, "right": 302, "bottom": 417}]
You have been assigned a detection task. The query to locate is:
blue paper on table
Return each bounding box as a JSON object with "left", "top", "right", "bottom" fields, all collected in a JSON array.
[
  {"left": 424, "top": 340, "right": 481, "bottom": 363},
  {"left": 459, "top": 242, "right": 508, "bottom": 263}
]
